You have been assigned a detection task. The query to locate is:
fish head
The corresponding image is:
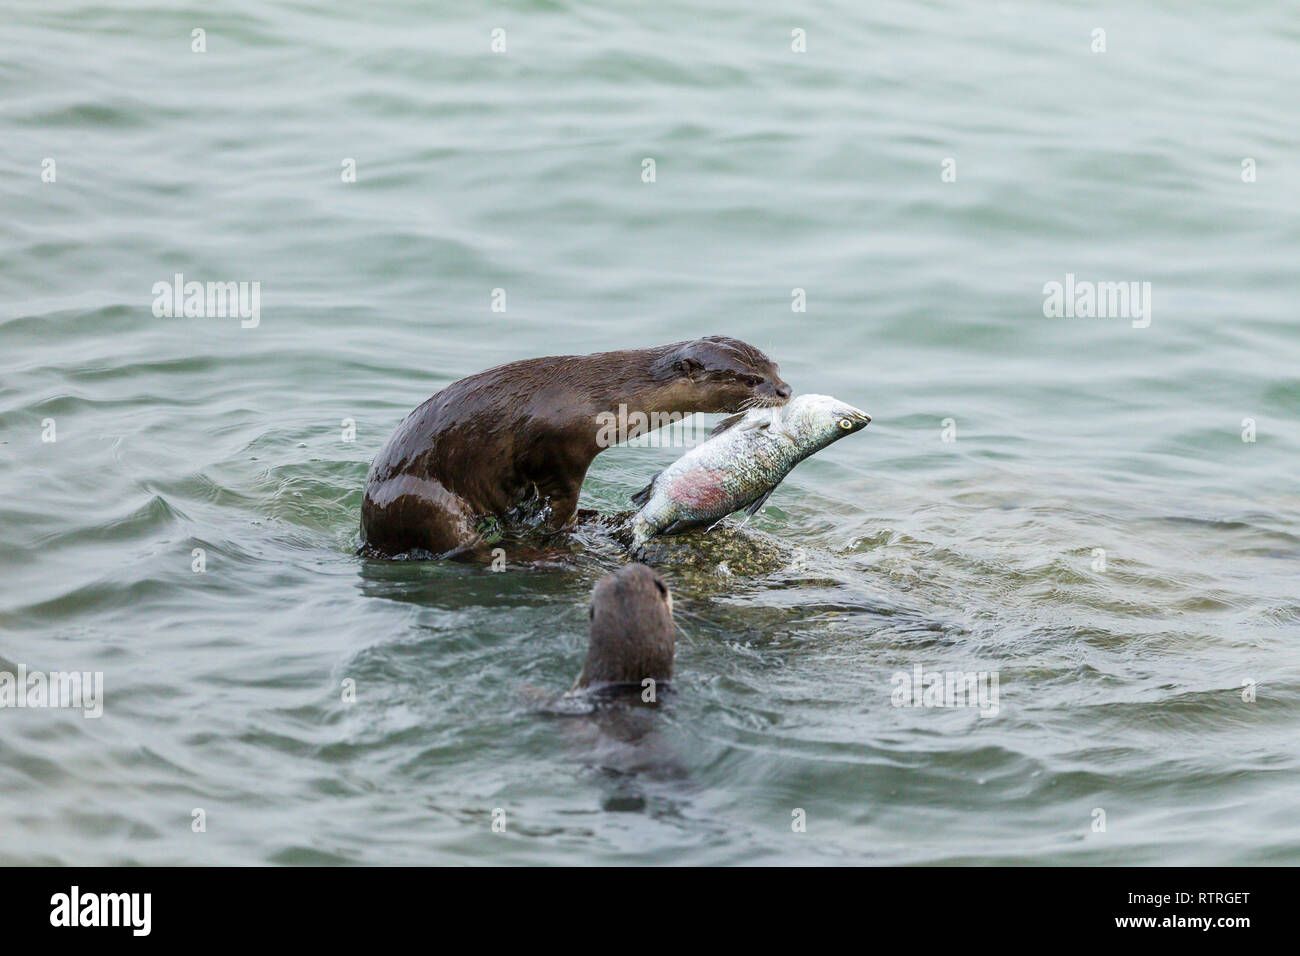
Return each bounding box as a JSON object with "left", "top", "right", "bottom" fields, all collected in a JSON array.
[
  {"left": 776, "top": 394, "right": 871, "bottom": 452},
  {"left": 657, "top": 336, "right": 792, "bottom": 413}
]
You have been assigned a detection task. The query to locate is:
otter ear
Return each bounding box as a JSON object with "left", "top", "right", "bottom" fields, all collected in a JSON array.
[{"left": 675, "top": 356, "right": 704, "bottom": 377}]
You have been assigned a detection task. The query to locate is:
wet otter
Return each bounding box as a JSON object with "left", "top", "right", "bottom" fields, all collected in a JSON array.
[
  {"left": 573, "top": 563, "right": 675, "bottom": 694},
  {"left": 360, "top": 337, "right": 790, "bottom": 559},
  {"left": 516, "top": 563, "right": 676, "bottom": 716}
]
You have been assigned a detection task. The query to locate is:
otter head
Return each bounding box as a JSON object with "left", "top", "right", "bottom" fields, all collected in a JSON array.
[
  {"left": 655, "top": 336, "right": 791, "bottom": 413},
  {"left": 575, "top": 564, "right": 674, "bottom": 693}
]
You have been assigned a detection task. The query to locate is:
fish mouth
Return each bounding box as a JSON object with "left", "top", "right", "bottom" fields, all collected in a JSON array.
[
  {"left": 823, "top": 408, "right": 871, "bottom": 436},
  {"left": 835, "top": 404, "right": 871, "bottom": 427},
  {"left": 843, "top": 411, "right": 872, "bottom": 433}
]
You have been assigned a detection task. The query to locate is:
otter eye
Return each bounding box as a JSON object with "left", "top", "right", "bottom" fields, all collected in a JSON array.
[
  {"left": 740, "top": 375, "right": 762, "bottom": 387},
  {"left": 839, "top": 418, "right": 853, "bottom": 429},
  {"left": 654, "top": 579, "right": 668, "bottom": 598},
  {"left": 588, "top": 604, "right": 595, "bottom": 619}
]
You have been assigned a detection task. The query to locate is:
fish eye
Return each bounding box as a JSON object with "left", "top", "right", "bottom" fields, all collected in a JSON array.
[{"left": 838, "top": 418, "right": 853, "bottom": 429}]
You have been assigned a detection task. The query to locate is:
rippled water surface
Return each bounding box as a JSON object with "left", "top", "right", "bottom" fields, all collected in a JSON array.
[{"left": 2, "top": 1, "right": 1298, "bottom": 864}]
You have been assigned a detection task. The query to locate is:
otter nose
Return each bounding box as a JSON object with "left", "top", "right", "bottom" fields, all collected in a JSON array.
[{"left": 774, "top": 384, "right": 792, "bottom": 399}]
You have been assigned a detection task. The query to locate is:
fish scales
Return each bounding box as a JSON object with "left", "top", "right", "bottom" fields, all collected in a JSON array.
[{"left": 630, "top": 394, "right": 871, "bottom": 544}]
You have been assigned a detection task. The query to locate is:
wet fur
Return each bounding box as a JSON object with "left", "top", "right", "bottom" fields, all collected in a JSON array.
[
  {"left": 360, "top": 337, "right": 789, "bottom": 559},
  {"left": 576, "top": 564, "right": 675, "bottom": 689}
]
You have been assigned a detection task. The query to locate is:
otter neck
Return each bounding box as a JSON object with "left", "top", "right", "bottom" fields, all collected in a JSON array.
[
  {"left": 583, "top": 380, "right": 700, "bottom": 453},
  {"left": 577, "top": 371, "right": 696, "bottom": 450},
  {"left": 615, "top": 381, "right": 696, "bottom": 417}
]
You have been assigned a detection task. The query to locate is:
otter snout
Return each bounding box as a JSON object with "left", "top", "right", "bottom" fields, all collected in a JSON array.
[
  {"left": 745, "top": 376, "right": 791, "bottom": 408},
  {"left": 766, "top": 381, "right": 792, "bottom": 403}
]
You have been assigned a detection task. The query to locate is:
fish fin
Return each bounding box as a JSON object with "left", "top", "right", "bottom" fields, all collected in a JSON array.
[
  {"left": 709, "top": 413, "right": 748, "bottom": 437},
  {"left": 660, "top": 517, "right": 703, "bottom": 536},
  {"left": 743, "top": 483, "right": 781, "bottom": 517},
  {"left": 630, "top": 472, "right": 660, "bottom": 507}
]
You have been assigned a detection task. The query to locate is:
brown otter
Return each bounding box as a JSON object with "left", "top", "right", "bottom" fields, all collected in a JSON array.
[
  {"left": 360, "top": 336, "right": 790, "bottom": 559},
  {"left": 573, "top": 563, "right": 675, "bottom": 694},
  {"left": 515, "top": 563, "right": 676, "bottom": 715}
]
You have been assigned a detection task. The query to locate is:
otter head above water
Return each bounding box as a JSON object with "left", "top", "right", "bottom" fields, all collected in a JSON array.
[
  {"left": 649, "top": 335, "right": 791, "bottom": 414},
  {"left": 574, "top": 563, "right": 675, "bottom": 695}
]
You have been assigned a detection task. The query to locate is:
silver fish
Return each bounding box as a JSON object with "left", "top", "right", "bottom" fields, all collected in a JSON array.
[{"left": 629, "top": 394, "right": 871, "bottom": 544}]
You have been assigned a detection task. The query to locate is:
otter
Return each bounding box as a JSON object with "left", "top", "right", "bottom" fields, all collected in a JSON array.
[
  {"left": 360, "top": 336, "right": 790, "bottom": 559},
  {"left": 573, "top": 563, "right": 675, "bottom": 694},
  {"left": 515, "top": 563, "right": 676, "bottom": 716}
]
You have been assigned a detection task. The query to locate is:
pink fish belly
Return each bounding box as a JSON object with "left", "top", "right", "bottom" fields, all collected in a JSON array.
[{"left": 668, "top": 470, "right": 731, "bottom": 512}]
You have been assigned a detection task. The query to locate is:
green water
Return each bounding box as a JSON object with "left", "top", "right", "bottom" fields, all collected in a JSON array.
[{"left": 1, "top": 0, "right": 1298, "bottom": 864}]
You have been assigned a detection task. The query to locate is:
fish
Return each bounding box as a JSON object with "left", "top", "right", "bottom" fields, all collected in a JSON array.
[{"left": 628, "top": 394, "right": 871, "bottom": 544}]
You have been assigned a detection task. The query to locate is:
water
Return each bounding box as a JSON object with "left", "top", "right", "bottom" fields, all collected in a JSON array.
[{"left": 1, "top": 0, "right": 1297, "bottom": 865}]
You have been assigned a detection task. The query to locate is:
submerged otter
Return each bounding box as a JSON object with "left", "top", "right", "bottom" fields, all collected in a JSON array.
[
  {"left": 573, "top": 563, "right": 675, "bottom": 694},
  {"left": 515, "top": 563, "right": 677, "bottom": 716},
  {"left": 360, "top": 337, "right": 790, "bottom": 559}
]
